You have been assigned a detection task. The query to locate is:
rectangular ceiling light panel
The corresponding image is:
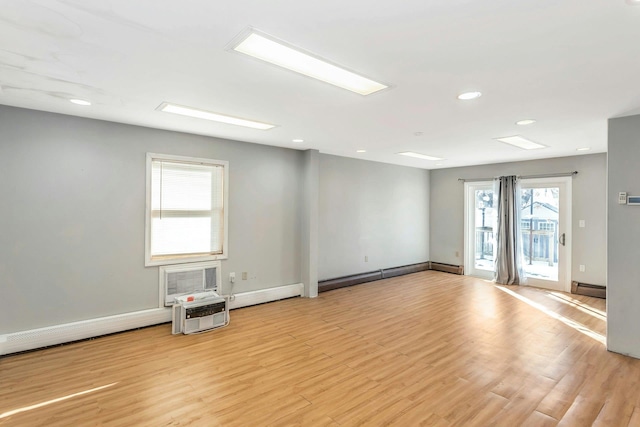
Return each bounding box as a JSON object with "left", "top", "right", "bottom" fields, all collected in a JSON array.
[
  {"left": 232, "top": 31, "right": 388, "bottom": 96},
  {"left": 495, "top": 135, "right": 546, "bottom": 150},
  {"left": 397, "top": 151, "right": 443, "bottom": 161},
  {"left": 158, "top": 103, "right": 276, "bottom": 130}
]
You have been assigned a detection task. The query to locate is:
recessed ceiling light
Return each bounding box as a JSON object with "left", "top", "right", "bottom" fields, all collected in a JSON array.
[
  {"left": 70, "top": 99, "right": 91, "bottom": 106},
  {"left": 414, "top": 132, "right": 424, "bottom": 136},
  {"left": 495, "top": 135, "right": 546, "bottom": 150},
  {"left": 516, "top": 119, "right": 536, "bottom": 126},
  {"left": 157, "top": 102, "right": 276, "bottom": 130},
  {"left": 398, "top": 151, "right": 444, "bottom": 161},
  {"left": 457, "top": 91, "right": 482, "bottom": 100},
  {"left": 356, "top": 149, "right": 367, "bottom": 153},
  {"left": 230, "top": 29, "right": 388, "bottom": 96},
  {"left": 576, "top": 147, "right": 591, "bottom": 151},
  {"left": 292, "top": 139, "right": 304, "bottom": 143}
]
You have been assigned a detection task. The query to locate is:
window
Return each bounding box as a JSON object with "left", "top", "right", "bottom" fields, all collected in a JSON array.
[
  {"left": 145, "top": 153, "right": 228, "bottom": 266},
  {"left": 539, "top": 222, "right": 555, "bottom": 231}
]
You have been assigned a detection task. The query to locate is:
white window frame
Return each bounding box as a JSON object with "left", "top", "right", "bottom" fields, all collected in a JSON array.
[{"left": 145, "top": 153, "right": 229, "bottom": 267}]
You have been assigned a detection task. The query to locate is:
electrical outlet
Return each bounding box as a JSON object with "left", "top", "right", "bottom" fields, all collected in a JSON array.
[
  {"left": 579, "top": 220, "right": 585, "bottom": 228},
  {"left": 455, "top": 251, "right": 460, "bottom": 257},
  {"left": 229, "top": 272, "right": 235, "bottom": 283},
  {"left": 242, "top": 272, "right": 248, "bottom": 280},
  {"left": 579, "top": 265, "right": 585, "bottom": 272},
  {"left": 365, "top": 255, "right": 368, "bottom": 262}
]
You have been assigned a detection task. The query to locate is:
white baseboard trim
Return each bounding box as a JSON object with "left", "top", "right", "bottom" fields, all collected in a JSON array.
[
  {"left": 228, "top": 283, "right": 304, "bottom": 310},
  {"left": 0, "top": 283, "right": 304, "bottom": 356},
  {"left": 0, "top": 308, "right": 172, "bottom": 356}
]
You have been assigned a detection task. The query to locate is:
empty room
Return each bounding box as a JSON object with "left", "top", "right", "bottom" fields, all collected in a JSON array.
[{"left": 2, "top": 1, "right": 640, "bottom": 426}]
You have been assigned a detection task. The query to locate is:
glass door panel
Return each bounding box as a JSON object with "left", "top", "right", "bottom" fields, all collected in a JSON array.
[
  {"left": 520, "top": 187, "right": 559, "bottom": 281},
  {"left": 474, "top": 189, "right": 496, "bottom": 272},
  {"left": 519, "top": 178, "right": 571, "bottom": 292},
  {"left": 465, "top": 182, "right": 497, "bottom": 279}
]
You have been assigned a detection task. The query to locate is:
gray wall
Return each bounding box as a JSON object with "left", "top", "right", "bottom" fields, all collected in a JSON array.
[
  {"left": 430, "top": 153, "right": 607, "bottom": 286},
  {"left": 0, "top": 105, "right": 303, "bottom": 334},
  {"left": 318, "top": 154, "right": 430, "bottom": 280},
  {"left": 607, "top": 114, "right": 640, "bottom": 357}
]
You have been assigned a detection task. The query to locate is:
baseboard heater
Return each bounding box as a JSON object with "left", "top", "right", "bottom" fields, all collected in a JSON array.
[
  {"left": 571, "top": 281, "right": 606, "bottom": 299},
  {"left": 318, "top": 261, "right": 463, "bottom": 293},
  {"left": 428, "top": 262, "right": 464, "bottom": 275}
]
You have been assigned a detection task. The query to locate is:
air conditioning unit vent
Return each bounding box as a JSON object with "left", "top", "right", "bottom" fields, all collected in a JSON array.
[{"left": 160, "top": 261, "right": 221, "bottom": 306}]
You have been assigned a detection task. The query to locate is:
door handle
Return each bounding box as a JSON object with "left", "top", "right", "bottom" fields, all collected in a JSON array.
[{"left": 559, "top": 233, "right": 566, "bottom": 246}]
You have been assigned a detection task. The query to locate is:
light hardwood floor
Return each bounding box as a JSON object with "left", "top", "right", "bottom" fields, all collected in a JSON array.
[{"left": 1, "top": 271, "right": 638, "bottom": 426}]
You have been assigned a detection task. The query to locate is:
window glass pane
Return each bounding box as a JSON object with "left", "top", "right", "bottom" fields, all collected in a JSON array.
[
  {"left": 149, "top": 157, "right": 225, "bottom": 260},
  {"left": 474, "top": 189, "right": 496, "bottom": 271},
  {"left": 520, "top": 187, "right": 559, "bottom": 281},
  {"left": 151, "top": 162, "right": 215, "bottom": 211},
  {"left": 152, "top": 217, "right": 213, "bottom": 255}
]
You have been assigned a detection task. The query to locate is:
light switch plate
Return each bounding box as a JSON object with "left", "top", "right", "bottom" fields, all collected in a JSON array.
[{"left": 619, "top": 192, "right": 627, "bottom": 204}]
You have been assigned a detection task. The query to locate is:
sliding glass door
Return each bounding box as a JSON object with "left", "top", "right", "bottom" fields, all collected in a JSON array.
[{"left": 465, "top": 177, "right": 571, "bottom": 291}]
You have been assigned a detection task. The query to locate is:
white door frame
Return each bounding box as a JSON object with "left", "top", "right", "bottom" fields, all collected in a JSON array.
[
  {"left": 519, "top": 176, "right": 572, "bottom": 292},
  {"left": 464, "top": 181, "right": 494, "bottom": 279},
  {"left": 464, "top": 177, "right": 572, "bottom": 292}
]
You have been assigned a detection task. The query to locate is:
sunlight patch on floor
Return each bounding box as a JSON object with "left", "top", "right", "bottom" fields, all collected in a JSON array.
[
  {"left": 0, "top": 382, "right": 117, "bottom": 420},
  {"left": 545, "top": 291, "right": 606, "bottom": 320},
  {"left": 495, "top": 285, "right": 605, "bottom": 345}
]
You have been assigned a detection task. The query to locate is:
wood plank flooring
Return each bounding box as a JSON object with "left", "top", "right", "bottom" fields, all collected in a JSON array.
[{"left": 1, "top": 271, "right": 637, "bottom": 426}]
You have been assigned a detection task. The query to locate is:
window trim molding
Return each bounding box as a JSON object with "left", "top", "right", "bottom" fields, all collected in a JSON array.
[{"left": 145, "top": 152, "right": 229, "bottom": 267}]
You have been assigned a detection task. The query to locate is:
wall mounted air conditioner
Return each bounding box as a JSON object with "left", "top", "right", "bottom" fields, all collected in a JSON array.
[{"left": 159, "top": 261, "right": 221, "bottom": 307}]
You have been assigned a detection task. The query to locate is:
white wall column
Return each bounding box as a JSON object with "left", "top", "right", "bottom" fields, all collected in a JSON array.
[
  {"left": 607, "top": 114, "right": 640, "bottom": 359},
  {"left": 301, "top": 149, "right": 319, "bottom": 297}
]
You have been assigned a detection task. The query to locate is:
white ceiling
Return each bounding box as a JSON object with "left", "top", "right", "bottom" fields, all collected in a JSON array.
[{"left": 1, "top": 0, "right": 639, "bottom": 169}]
